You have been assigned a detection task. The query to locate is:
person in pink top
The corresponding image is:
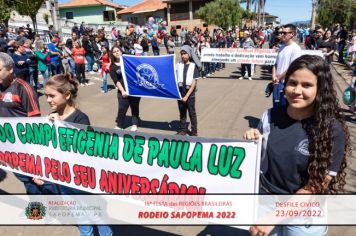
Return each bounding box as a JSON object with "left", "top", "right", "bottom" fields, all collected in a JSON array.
[{"left": 71, "top": 41, "right": 86, "bottom": 86}]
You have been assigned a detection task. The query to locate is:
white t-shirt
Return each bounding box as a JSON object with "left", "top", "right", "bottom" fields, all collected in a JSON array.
[
  {"left": 134, "top": 43, "right": 143, "bottom": 55},
  {"left": 275, "top": 42, "right": 301, "bottom": 77}
]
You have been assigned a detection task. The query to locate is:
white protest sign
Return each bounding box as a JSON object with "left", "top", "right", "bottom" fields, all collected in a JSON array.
[
  {"left": 201, "top": 48, "right": 278, "bottom": 65},
  {"left": 201, "top": 48, "right": 325, "bottom": 65}
]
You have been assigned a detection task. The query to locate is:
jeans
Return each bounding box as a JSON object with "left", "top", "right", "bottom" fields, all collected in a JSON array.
[
  {"left": 68, "top": 58, "right": 76, "bottom": 73},
  {"left": 142, "top": 51, "right": 148, "bottom": 56},
  {"left": 202, "top": 62, "right": 210, "bottom": 76},
  {"left": 153, "top": 49, "right": 160, "bottom": 56},
  {"left": 337, "top": 42, "right": 345, "bottom": 63},
  {"left": 50, "top": 61, "right": 61, "bottom": 76},
  {"left": 85, "top": 54, "right": 94, "bottom": 72},
  {"left": 269, "top": 225, "right": 327, "bottom": 236},
  {"left": 211, "top": 63, "right": 218, "bottom": 72},
  {"left": 14, "top": 173, "right": 59, "bottom": 194},
  {"left": 102, "top": 71, "right": 108, "bottom": 93},
  {"left": 40, "top": 66, "right": 50, "bottom": 85},
  {"left": 29, "top": 66, "right": 38, "bottom": 88},
  {"left": 272, "top": 82, "right": 287, "bottom": 108},
  {"left": 78, "top": 225, "right": 112, "bottom": 236},
  {"left": 241, "top": 64, "right": 252, "bottom": 77},
  {"left": 116, "top": 93, "right": 141, "bottom": 128},
  {"left": 58, "top": 186, "right": 112, "bottom": 236},
  {"left": 178, "top": 89, "right": 197, "bottom": 135}
]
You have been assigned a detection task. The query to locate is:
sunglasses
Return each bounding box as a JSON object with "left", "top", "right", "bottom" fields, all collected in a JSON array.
[{"left": 279, "top": 31, "right": 293, "bottom": 35}]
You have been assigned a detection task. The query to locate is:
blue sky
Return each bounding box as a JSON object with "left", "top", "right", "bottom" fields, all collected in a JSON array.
[{"left": 59, "top": 0, "right": 312, "bottom": 24}]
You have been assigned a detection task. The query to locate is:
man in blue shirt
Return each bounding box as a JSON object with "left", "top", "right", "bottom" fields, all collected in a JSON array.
[{"left": 47, "top": 37, "right": 62, "bottom": 75}]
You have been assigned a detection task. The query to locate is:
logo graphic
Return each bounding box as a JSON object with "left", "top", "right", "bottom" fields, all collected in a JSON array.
[
  {"left": 135, "top": 63, "right": 165, "bottom": 90},
  {"left": 3, "top": 92, "right": 13, "bottom": 102},
  {"left": 295, "top": 139, "right": 310, "bottom": 156},
  {"left": 25, "top": 202, "right": 46, "bottom": 220}
]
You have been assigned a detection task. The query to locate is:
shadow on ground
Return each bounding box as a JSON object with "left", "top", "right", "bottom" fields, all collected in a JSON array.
[{"left": 122, "top": 117, "right": 183, "bottom": 132}]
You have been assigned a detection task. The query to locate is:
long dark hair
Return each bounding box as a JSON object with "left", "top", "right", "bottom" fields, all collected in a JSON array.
[
  {"left": 285, "top": 55, "right": 351, "bottom": 193},
  {"left": 110, "top": 45, "right": 123, "bottom": 64}
]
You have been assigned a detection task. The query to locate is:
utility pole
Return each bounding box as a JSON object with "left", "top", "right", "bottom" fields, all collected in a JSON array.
[
  {"left": 47, "top": 0, "right": 60, "bottom": 34},
  {"left": 311, "top": 0, "right": 318, "bottom": 29}
]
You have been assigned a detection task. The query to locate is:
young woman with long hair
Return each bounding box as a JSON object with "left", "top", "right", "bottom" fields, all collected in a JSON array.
[
  {"left": 244, "top": 55, "right": 351, "bottom": 236},
  {"left": 109, "top": 45, "right": 141, "bottom": 131},
  {"left": 42, "top": 73, "right": 112, "bottom": 236}
]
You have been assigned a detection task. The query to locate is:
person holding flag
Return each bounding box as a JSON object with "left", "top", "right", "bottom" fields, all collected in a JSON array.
[
  {"left": 109, "top": 45, "right": 141, "bottom": 131},
  {"left": 175, "top": 45, "right": 200, "bottom": 136}
]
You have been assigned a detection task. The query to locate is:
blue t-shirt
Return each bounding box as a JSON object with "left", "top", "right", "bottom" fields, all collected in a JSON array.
[{"left": 47, "top": 43, "right": 60, "bottom": 63}]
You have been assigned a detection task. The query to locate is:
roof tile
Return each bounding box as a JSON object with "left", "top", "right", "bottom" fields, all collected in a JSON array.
[
  {"left": 118, "top": 0, "right": 166, "bottom": 14},
  {"left": 59, "top": 0, "right": 125, "bottom": 9}
]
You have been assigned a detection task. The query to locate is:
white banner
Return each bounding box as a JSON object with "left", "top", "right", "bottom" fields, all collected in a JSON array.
[
  {"left": 200, "top": 48, "right": 324, "bottom": 65},
  {"left": 201, "top": 48, "right": 278, "bottom": 65},
  {"left": 0, "top": 117, "right": 261, "bottom": 194},
  {"left": 1, "top": 195, "right": 356, "bottom": 225}
]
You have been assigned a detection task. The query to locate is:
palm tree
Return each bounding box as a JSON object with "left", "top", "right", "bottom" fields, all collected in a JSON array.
[
  {"left": 257, "top": 0, "right": 266, "bottom": 27},
  {"left": 247, "top": 0, "right": 251, "bottom": 12}
]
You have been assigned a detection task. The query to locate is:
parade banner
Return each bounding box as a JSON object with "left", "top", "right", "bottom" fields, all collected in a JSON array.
[
  {"left": 0, "top": 117, "right": 262, "bottom": 195},
  {"left": 121, "top": 55, "right": 181, "bottom": 100},
  {"left": 201, "top": 48, "right": 324, "bottom": 65},
  {"left": 200, "top": 48, "right": 278, "bottom": 65}
]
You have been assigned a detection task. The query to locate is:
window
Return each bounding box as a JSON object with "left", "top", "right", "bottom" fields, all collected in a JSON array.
[
  {"left": 129, "top": 17, "right": 138, "bottom": 25},
  {"left": 65, "top": 12, "right": 73, "bottom": 19},
  {"left": 103, "top": 10, "right": 116, "bottom": 21},
  {"left": 170, "top": 2, "right": 189, "bottom": 21}
]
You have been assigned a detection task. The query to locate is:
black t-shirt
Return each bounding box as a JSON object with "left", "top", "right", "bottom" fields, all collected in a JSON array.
[
  {"left": 60, "top": 109, "right": 89, "bottom": 194},
  {"left": 64, "top": 109, "right": 90, "bottom": 125},
  {"left": 261, "top": 106, "right": 345, "bottom": 194},
  {"left": 319, "top": 39, "right": 335, "bottom": 52},
  {"left": 109, "top": 63, "right": 124, "bottom": 93},
  {"left": 0, "top": 79, "right": 40, "bottom": 117}
]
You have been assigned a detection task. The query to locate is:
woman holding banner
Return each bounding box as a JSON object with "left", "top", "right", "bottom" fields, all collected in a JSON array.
[
  {"left": 110, "top": 45, "right": 141, "bottom": 131},
  {"left": 41, "top": 73, "right": 113, "bottom": 236},
  {"left": 244, "top": 55, "right": 350, "bottom": 236}
]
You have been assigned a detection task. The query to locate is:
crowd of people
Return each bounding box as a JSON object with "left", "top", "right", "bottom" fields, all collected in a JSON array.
[{"left": 0, "top": 19, "right": 354, "bottom": 236}]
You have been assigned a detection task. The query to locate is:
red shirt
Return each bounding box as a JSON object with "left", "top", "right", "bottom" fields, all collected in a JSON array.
[
  {"left": 101, "top": 53, "right": 110, "bottom": 74},
  {"left": 0, "top": 79, "right": 40, "bottom": 117},
  {"left": 71, "top": 47, "right": 85, "bottom": 64}
]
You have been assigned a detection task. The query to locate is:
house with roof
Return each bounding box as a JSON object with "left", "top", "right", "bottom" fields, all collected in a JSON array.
[
  {"left": 117, "top": 0, "right": 167, "bottom": 26},
  {"left": 163, "top": 0, "right": 213, "bottom": 30},
  {"left": 59, "top": 0, "right": 125, "bottom": 25}
]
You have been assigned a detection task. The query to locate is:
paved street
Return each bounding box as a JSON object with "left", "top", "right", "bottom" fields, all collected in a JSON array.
[{"left": 0, "top": 58, "right": 355, "bottom": 235}]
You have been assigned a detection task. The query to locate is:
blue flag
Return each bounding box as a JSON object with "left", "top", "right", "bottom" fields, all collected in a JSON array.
[{"left": 121, "top": 55, "right": 181, "bottom": 100}]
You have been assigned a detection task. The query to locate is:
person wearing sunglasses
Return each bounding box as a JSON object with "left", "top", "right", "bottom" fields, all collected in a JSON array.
[{"left": 271, "top": 24, "right": 301, "bottom": 108}]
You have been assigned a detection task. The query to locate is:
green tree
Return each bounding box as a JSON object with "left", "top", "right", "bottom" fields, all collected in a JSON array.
[
  {"left": 0, "top": 0, "right": 17, "bottom": 27},
  {"left": 14, "top": 0, "right": 45, "bottom": 33},
  {"left": 197, "top": 0, "right": 243, "bottom": 30},
  {"left": 317, "top": 0, "right": 355, "bottom": 29}
]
